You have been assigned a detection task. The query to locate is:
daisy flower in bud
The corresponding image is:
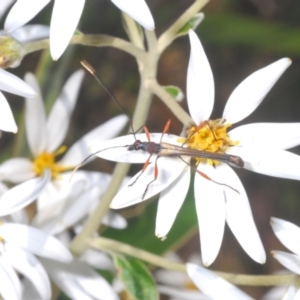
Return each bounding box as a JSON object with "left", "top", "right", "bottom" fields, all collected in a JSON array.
[
  {"left": 186, "top": 263, "right": 254, "bottom": 300},
  {"left": 90, "top": 30, "right": 299, "bottom": 266},
  {"left": 0, "top": 221, "right": 72, "bottom": 300},
  {"left": 5, "top": 0, "right": 154, "bottom": 60},
  {"left": 269, "top": 217, "right": 300, "bottom": 299},
  {"left": 0, "top": 70, "right": 127, "bottom": 217}
]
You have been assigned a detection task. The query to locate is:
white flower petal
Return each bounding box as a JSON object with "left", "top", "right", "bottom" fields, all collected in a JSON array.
[
  {"left": 229, "top": 123, "right": 300, "bottom": 150},
  {"left": 0, "top": 0, "right": 14, "bottom": 20},
  {"left": 0, "top": 169, "right": 50, "bottom": 216},
  {"left": 60, "top": 115, "right": 128, "bottom": 167},
  {"left": 223, "top": 165, "right": 265, "bottom": 264},
  {"left": 187, "top": 30, "right": 214, "bottom": 124},
  {"left": 194, "top": 164, "right": 226, "bottom": 266},
  {"left": 270, "top": 217, "right": 300, "bottom": 256},
  {"left": 4, "top": 245, "right": 51, "bottom": 300},
  {"left": 46, "top": 70, "right": 84, "bottom": 152},
  {"left": 102, "top": 210, "right": 127, "bottom": 229},
  {"left": 80, "top": 249, "right": 114, "bottom": 270},
  {"left": 0, "top": 92, "right": 17, "bottom": 133},
  {"left": 233, "top": 147, "right": 300, "bottom": 181},
  {"left": 223, "top": 58, "right": 291, "bottom": 124},
  {"left": 0, "top": 68, "right": 37, "bottom": 98},
  {"left": 157, "top": 285, "right": 206, "bottom": 300},
  {"left": 155, "top": 165, "right": 190, "bottom": 239},
  {"left": 0, "top": 257, "right": 21, "bottom": 300},
  {"left": 111, "top": 157, "right": 186, "bottom": 209},
  {"left": 0, "top": 223, "right": 72, "bottom": 262},
  {"left": 25, "top": 73, "right": 47, "bottom": 155},
  {"left": 90, "top": 133, "right": 181, "bottom": 164},
  {"left": 50, "top": 0, "right": 85, "bottom": 60},
  {"left": 186, "top": 263, "right": 254, "bottom": 300},
  {"left": 111, "top": 0, "right": 154, "bottom": 30},
  {"left": 10, "top": 24, "right": 50, "bottom": 43},
  {"left": 43, "top": 258, "right": 119, "bottom": 300},
  {"left": 272, "top": 251, "right": 300, "bottom": 275},
  {"left": 0, "top": 158, "right": 35, "bottom": 183},
  {"left": 5, "top": 0, "right": 50, "bottom": 32}
]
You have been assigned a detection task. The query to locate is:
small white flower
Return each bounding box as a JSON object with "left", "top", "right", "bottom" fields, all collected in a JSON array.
[
  {"left": 90, "top": 31, "right": 299, "bottom": 267},
  {"left": 5, "top": 0, "right": 154, "bottom": 60},
  {"left": 0, "top": 71, "right": 127, "bottom": 216},
  {"left": 0, "top": 221, "right": 72, "bottom": 300}
]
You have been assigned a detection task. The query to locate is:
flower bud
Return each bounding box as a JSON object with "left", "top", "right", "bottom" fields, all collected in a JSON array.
[{"left": 0, "top": 35, "right": 24, "bottom": 69}]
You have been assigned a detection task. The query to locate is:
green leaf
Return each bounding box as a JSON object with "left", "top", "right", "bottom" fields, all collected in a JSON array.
[
  {"left": 176, "top": 13, "right": 205, "bottom": 36},
  {"left": 114, "top": 255, "right": 158, "bottom": 300},
  {"left": 164, "top": 85, "right": 184, "bottom": 102}
]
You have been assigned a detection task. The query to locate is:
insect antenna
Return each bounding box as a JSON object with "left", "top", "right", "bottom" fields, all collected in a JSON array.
[{"left": 81, "top": 60, "right": 137, "bottom": 140}]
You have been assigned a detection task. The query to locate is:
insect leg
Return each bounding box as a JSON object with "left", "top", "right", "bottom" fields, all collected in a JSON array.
[
  {"left": 142, "top": 155, "right": 160, "bottom": 199},
  {"left": 179, "top": 157, "right": 240, "bottom": 194},
  {"left": 128, "top": 154, "right": 153, "bottom": 187}
]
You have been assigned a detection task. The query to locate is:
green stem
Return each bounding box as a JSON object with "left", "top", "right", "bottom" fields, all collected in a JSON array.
[
  {"left": 158, "top": 0, "right": 209, "bottom": 53},
  {"left": 70, "top": 29, "right": 159, "bottom": 256},
  {"left": 89, "top": 236, "right": 300, "bottom": 287},
  {"left": 147, "top": 79, "right": 192, "bottom": 126}
]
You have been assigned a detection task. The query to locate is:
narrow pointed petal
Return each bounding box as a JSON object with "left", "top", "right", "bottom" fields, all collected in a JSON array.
[
  {"left": 229, "top": 123, "right": 300, "bottom": 150},
  {"left": 4, "top": 0, "right": 50, "bottom": 32},
  {"left": 271, "top": 217, "right": 300, "bottom": 256},
  {"left": 0, "top": 169, "right": 50, "bottom": 216},
  {"left": 80, "top": 249, "right": 114, "bottom": 270},
  {"left": 90, "top": 133, "right": 181, "bottom": 164},
  {"left": 0, "top": 257, "right": 21, "bottom": 300},
  {"left": 232, "top": 146, "right": 300, "bottom": 181},
  {"left": 194, "top": 164, "right": 226, "bottom": 266},
  {"left": 60, "top": 115, "right": 127, "bottom": 167},
  {"left": 46, "top": 70, "right": 84, "bottom": 152},
  {"left": 4, "top": 246, "right": 51, "bottom": 300},
  {"left": 102, "top": 211, "right": 127, "bottom": 229},
  {"left": 0, "top": 158, "right": 34, "bottom": 182},
  {"left": 111, "top": 157, "right": 186, "bottom": 209},
  {"left": 25, "top": 73, "right": 47, "bottom": 156},
  {"left": 0, "top": 92, "right": 17, "bottom": 133},
  {"left": 187, "top": 30, "right": 214, "bottom": 124},
  {"left": 223, "top": 165, "right": 265, "bottom": 264},
  {"left": 272, "top": 251, "right": 300, "bottom": 275},
  {"left": 0, "top": 69, "right": 37, "bottom": 98},
  {"left": 186, "top": 263, "right": 254, "bottom": 300},
  {"left": 111, "top": 0, "right": 154, "bottom": 30},
  {"left": 223, "top": 58, "right": 291, "bottom": 124},
  {"left": 43, "top": 258, "right": 119, "bottom": 300},
  {"left": 50, "top": 0, "right": 85, "bottom": 60},
  {"left": 0, "top": 223, "right": 72, "bottom": 262},
  {"left": 10, "top": 24, "right": 50, "bottom": 43},
  {"left": 156, "top": 166, "right": 190, "bottom": 239}
]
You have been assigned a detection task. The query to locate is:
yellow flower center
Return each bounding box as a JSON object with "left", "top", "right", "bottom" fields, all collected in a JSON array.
[
  {"left": 33, "top": 145, "right": 70, "bottom": 179},
  {"left": 182, "top": 118, "right": 239, "bottom": 166}
]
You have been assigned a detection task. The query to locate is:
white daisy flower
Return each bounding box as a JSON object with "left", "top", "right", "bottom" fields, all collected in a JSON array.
[
  {"left": 0, "top": 70, "right": 127, "bottom": 217},
  {"left": 269, "top": 217, "right": 300, "bottom": 300},
  {"left": 32, "top": 170, "right": 127, "bottom": 236},
  {"left": 5, "top": 0, "right": 154, "bottom": 60},
  {"left": 90, "top": 31, "right": 298, "bottom": 266},
  {"left": 0, "top": 221, "right": 72, "bottom": 300}
]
